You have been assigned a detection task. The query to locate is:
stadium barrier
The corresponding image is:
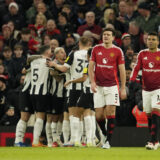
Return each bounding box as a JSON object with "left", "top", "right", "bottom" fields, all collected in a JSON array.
[{"left": 0, "top": 126, "right": 160, "bottom": 147}]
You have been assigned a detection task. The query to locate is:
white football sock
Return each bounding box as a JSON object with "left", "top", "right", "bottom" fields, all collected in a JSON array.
[
  {"left": 69, "top": 115, "right": 74, "bottom": 143},
  {"left": 84, "top": 116, "right": 92, "bottom": 143},
  {"left": 45, "top": 122, "right": 53, "bottom": 146},
  {"left": 91, "top": 115, "right": 96, "bottom": 140},
  {"left": 33, "top": 118, "right": 44, "bottom": 144},
  {"left": 72, "top": 117, "right": 80, "bottom": 143},
  {"left": 62, "top": 120, "right": 70, "bottom": 143},
  {"left": 51, "top": 122, "right": 57, "bottom": 142},
  {"left": 77, "top": 120, "right": 83, "bottom": 143},
  {"left": 15, "top": 119, "right": 27, "bottom": 143},
  {"left": 57, "top": 121, "right": 62, "bottom": 140}
]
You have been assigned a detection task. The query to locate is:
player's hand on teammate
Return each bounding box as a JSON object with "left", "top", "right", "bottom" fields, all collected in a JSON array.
[
  {"left": 120, "top": 87, "right": 127, "bottom": 100},
  {"left": 64, "top": 80, "right": 72, "bottom": 88},
  {"left": 46, "top": 59, "right": 55, "bottom": 67},
  {"left": 91, "top": 82, "right": 97, "bottom": 93}
]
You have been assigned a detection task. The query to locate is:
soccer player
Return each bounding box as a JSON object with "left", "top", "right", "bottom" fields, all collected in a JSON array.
[
  {"left": 89, "top": 28, "right": 127, "bottom": 149},
  {"left": 64, "top": 47, "right": 96, "bottom": 147},
  {"left": 130, "top": 32, "right": 160, "bottom": 150},
  {"left": 14, "top": 54, "right": 43, "bottom": 147},
  {"left": 30, "top": 45, "right": 53, "bottom": 147},
  {"left": 46, "top": 47, "right": 66, "bottom": 147},
  {"left": 46, "top": 36, "right": 92, "bottom": 146}
]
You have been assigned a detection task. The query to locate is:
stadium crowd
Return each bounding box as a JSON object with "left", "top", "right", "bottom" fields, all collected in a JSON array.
[{"left": 0, "top": 0, "right": 160, "bottom": 149}]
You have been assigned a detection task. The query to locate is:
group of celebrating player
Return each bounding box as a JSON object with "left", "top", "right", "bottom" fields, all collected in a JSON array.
[{"left": 14, "top": 28, "right": 160, "bottom": 150}]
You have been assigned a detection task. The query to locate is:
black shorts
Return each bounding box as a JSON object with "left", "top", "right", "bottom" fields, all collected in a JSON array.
[
  {"left": 63, "top": 96, "right": 69, "bottom": 112},
  {"left": 68, "top": 90, "right": 82, "bottom": 107},
  {"left": 47, "top": 95, "right": 64, "bottom": 114},
  {"left": 30, "top": 95, "right": 50, "bottom": 112},
  {"left": 77, "top": 92, "right": 94, "bottom": 109},
  {"left": 19, "top": 91, "right": 34, "bottom": 114}
]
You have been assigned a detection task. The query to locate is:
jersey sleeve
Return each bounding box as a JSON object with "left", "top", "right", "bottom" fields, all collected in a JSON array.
[
  {"left": 90, "top": 47, "right": 96, "bottom": 62},
  {"left": 117, "top": 48, "right": 125, "bottom": 65},
  {"left": 130, "top": 52, "right": 142, "bottom": 81},
  {"left": 64, "top": 51, "right": 74, "bottom": 68}
]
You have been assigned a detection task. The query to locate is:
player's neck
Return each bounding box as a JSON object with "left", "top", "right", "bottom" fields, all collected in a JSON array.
[
  {"left": 149, "top": 48, "right": 158, "bottom": 53},
  {"left": 104, "top": 43, "right": 113, "bottom": 49}
]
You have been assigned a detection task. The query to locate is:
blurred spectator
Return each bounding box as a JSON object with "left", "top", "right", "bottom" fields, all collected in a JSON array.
[
  {"left": 2, "top": 24, "right": 17, "bottom": 49},
  {"left": 3, "top": 46, "right": 12, "bottom": 70},
  {"left": 128, "top": 21, "right": 143, "bottom": 53},
  {"left": 124, "top": 1, "right": 139, "bottom": 24},
  {"left": 50, "top": 38, "right": 59, "bottom": 54},
  {"left": 62, "top": 4, "right": 77, "bottom": 24},
  {"left": 8, "top": 44, "right": 26, "bottom": 88},
  {"left": 57, "top": 12, "right": 75, "bottom": 44},
  {"left": 34, "top": 12, "right": 47, "bottom": 38},
  {"left": 28, "top": 38, "right": 40, "bottom": 55},
  {"left": 26, "top": 0, "right": 43, "bottom": 24},
  {"left": 63, "top": 33, "right": 76, "bottom": 56},
  {"left": 125, "top": 45, "right": 134, "bottom": 69},
  {"left": 77, "top": 11, "right": 102, "bottom": 43},
  {"left": 42, "top": 34, "right": 51, "bottom": 45},
  {"left": 93, "top": 0, "right": 110, "bottom": 24},
  {"left": 135, "top": 2, "right": 160, "bottom": 33},
  {"left": 140, "top": 32, "right": 148, "bottom": 50},
  {"left": 117, "top": 0, "right": 127, "bottom": 24},
  {"left": 0, "top": 36, "right": 4, "bottom": 54},
  {"left": 19, "top": 28, "right": 31, "bottom": 57},
  {"left": 28, "top": 24, "right": 37, "bottom": 39},
  {"left": 49, "top": 0, "right": 65, "bottom": 21},
  {"left": 42, "top": 19, "right": 62, "bottom": 43},
  {"left": 120, "top": 33, "right": 131, "bottom": 53},
  {"left": 0, "top": 75, "right": 19, "bottom": 125},
  {"left": 2, "top": 2, "right": 25, "bottom": 30},
  {"left": 8, "top": 21, "right": 20, "bottom": 41},
  {"left": 99, "top": 8, "right": 126, "bottom": 34}
]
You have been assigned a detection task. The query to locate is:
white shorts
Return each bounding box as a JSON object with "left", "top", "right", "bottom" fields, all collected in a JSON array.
[
  {"left": 142, "top": 89, "right": 160, "bottom": 113},
  {"left": 94, "top": 85, "right": 120, "bottom": 108}
]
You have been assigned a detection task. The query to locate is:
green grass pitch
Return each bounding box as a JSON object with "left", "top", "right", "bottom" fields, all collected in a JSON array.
[{"left": 0, "top": 147, "right": 160, "bottom": 160}]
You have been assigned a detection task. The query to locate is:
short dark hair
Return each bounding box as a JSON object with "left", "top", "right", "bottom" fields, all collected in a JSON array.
[
  {"left": 39, "top": 45, "right": 50, "bottom": 55},
  {"left": 102, "top": 28, "right": 116, "bottom": 36},
  {"left": 21, "top": 28, "right": 30, "bottom": 35},
  {"left": 148, "top": 31, "right": 159, "bottom": 38},
  {"left": 14, "top": 44, "right": 23, "bottom": 50},
  {"left": 3, "top": 46, "right": 12, "bottom": 52}
]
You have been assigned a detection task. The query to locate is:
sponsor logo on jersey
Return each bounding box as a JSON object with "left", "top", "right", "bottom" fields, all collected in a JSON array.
[
  {"left": 148, "top": 62, "right": 154, "bottom": 68},
  {"left": 102, "top": 58, "right": 108, "bottom": 64},
  {"left": 98, "top": 52, "right": 102, "bottom": 55}
]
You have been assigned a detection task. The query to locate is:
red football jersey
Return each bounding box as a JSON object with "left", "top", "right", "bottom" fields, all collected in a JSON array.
[
  {"left": 91, "top": 44, "right": 125, "bottom": 87},
  {"left": 130, "top": 49, "right": 160, "bottom": 91}
]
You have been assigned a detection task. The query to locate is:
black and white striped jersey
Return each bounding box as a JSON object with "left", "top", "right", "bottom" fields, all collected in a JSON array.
[
  {"left": 64, "top": 49, "right": 88, "bottom": 90},
  {"left": 22, "top": 69, "right": 31, "bottom": 93},
  {"left": 83, "top": 64, "right": 93, "bottom": 94},
  {"left": 30, "top": 58, "right": 50, "bottom": 95},
  {"left": 50, "top": 72, "right": 65, "bottom": 97},
  {"left": 65, "top": 70, "right": 71, "bottom": 97}
]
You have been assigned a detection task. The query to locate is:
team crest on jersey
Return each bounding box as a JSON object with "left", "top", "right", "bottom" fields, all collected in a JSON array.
[
  {"left": 156, "top": 56, "right": 160, "bottom": 61},
  {"left": 102, "top": 58, "right": 108, "bottom": 64},
  {"left": 148, "top": 62, "right": 154, "bottom": 68},
  {"left": 110, "top": 53, "right": 115, "bottom": 57}
]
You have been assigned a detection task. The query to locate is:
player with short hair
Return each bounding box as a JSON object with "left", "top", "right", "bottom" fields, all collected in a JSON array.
[
  {"left": 130, "top": 32, "right": 160, "bottom": 150},
  {"left": 89, "top": 28, "right": 127, "bottom": 149},
  {"left": 47, "top": 36, "right": 92, "bottom": 146},
  {"left": 46, "top": 47, "right": 66, "bottom": 147},
  {"left": 30, "top": 45, "right": 53, "bottom": 147}
]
